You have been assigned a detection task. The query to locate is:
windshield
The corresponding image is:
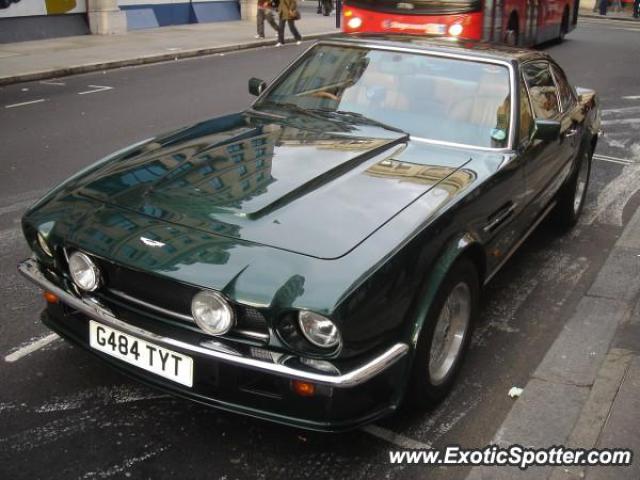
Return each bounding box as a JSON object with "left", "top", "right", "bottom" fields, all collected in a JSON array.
[
  {"left": 255, "top": 45, "right": 512, "bottom": 149},
  {"left": 343, "top": 0, "right": 482, "bottom": 15}
]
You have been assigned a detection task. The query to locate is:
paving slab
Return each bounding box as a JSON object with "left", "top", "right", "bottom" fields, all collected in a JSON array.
[
  {"left": 533, "top": 296, "right": 629, "bottom": 387},
  {"left": 587, "top": 246, "right": 640, "bottom": 303},
  {"left": 548, "top": 348, "right": 635, "bottom": 480},
  {"left": 585, "top": 356, "right": 640, "bottom": 480},
  {"left": 467, "top": 380, "right": 590, "bottom": 480}
]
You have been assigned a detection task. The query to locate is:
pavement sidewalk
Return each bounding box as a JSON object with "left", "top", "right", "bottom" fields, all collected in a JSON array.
[
  {"left": 0, "top": 2, "right": 338, "bottom": 86},
  {"left": 579, "top": 4, "right": 640, "bottom": 21},
  {"left": 467, "top": 208, "right": 640, "bottom": 479}
]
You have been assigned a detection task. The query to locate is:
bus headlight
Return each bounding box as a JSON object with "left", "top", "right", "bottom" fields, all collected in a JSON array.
[
  {"left": 449, "top": 24, "right": 464, "bottom": 36},
  {"left": 347, "top": 17, "right": 363, "bottom": 30}
]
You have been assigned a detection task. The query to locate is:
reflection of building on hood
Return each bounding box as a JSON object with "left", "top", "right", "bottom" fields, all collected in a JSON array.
[{"left": 366, "top": 159, "right": 475, "bottom": 194}]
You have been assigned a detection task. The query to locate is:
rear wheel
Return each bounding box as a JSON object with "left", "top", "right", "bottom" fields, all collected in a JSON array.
[
  {"left": 406, "top": 258, "right": 480, "bottom": 408},
  {"left": 553, "top": 147, "right": 592, "bottom": 228}
]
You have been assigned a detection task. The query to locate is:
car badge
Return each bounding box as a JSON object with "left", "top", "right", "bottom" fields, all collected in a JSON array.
[
  {"left": 397, "top": 2, "right": 415, "bottom": 9},
  {"left": 140, "top": 237, "right": 166, "bottom": 248}
]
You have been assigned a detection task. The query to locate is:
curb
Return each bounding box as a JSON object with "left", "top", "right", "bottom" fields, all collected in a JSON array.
[
  {"left": 466, "top": 207, "right": 640, "bottom": 479},
  {"left": 580, "top": 12, "right": 640, "bottom": 22},
  {"left": 0, "top": 31, "right": 337, "bottom": 87}
]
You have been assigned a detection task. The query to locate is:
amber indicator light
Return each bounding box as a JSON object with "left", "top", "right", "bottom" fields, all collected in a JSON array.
[
  {"left": 43, "top": 291, "right": 59, "bottom": 304},
  {"left": 292, "top": 380, "right": 316, "bottom": 397}
]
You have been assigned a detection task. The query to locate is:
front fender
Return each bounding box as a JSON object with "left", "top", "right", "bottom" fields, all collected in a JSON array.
[{"left": 406, "top": 232, "right": 483, "bottom": 348}]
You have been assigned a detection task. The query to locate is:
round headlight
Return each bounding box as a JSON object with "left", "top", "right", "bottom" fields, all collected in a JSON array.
[
  {"left": 298, "top": 311, "right": 341, "bottom": 349},
  {"left": 68, "top": 251, "right": 101, "bottom": 292},
  {"left": 448, "top": 23, "right": 464, "bottom": 37},
  {"left": 37, "top": 231, "right": 53, "bottom": 257},
  {"left": 191, "top": 290, "right": 235, "bottom": 336},
  {"left": 347, "top": 17, "right": 363, "bottom": 30}
]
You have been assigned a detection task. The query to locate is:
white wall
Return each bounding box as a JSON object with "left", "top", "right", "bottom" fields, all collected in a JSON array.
[{"left": 0, "top": 0, "right": 86, "bottom": 18}]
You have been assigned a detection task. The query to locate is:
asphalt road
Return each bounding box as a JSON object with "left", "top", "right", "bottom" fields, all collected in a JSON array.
[{"left": 2, "top": 16, "right": 640, "bottom": 480}]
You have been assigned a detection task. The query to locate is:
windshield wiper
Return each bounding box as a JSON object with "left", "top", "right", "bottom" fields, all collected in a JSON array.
[
  {"left": 255, "top": 101, "right": 327, "bottom": 120},
  {"left": 324, "top": 110, "right": 408, "bottom": 135}
]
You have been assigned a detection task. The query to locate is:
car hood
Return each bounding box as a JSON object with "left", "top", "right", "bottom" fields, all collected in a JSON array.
[{"left": 69, "top": 111, "right": 469, "bottom": 259}]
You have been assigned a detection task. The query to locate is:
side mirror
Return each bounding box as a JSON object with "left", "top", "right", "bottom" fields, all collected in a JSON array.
[
  {"left": 533, "top": 119, "right": 561, "bottom": 142},
  {"left": 248, "top": 78, "right": 267, "bottom": 96}
]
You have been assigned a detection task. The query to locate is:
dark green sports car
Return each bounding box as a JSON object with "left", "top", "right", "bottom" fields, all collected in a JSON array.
[{"left": 18, "top": 35, "right": 600, "bottom": 431}]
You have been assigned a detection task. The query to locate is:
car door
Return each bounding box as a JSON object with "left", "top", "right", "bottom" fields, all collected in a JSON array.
[
  {"left": 550, "top": 61, "right": 583, "bottom": 172},
  {"left": 520, "top": 60, "right": 572, "bottom": 218}
]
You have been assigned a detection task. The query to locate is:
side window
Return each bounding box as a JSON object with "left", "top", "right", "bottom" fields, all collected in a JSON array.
[
  {"left": 521, "top": 62, "right": 560, "bottom": 120},
  {"left": 550, "top": 64, "right": 576, "bottom": 112},
  {"left": 519, "top": 77, "right": 535, "bottom": 145}
]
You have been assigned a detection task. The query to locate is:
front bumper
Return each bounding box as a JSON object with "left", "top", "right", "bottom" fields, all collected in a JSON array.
[{"left": 18, "top": 258, "right": 410, "bottom": 431}]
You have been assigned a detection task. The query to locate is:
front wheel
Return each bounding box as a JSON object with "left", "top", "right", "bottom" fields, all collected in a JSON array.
[
  {"left": 405, "top": 258, "right": 480, "bottom": 408},
  {"left": 553, "top": 147, "right": 592, "bottom": 228}
]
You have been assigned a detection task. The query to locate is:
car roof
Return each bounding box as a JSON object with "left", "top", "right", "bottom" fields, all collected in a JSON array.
[{"left": 318, "top": 34, "right": 547, "bottom": 65}]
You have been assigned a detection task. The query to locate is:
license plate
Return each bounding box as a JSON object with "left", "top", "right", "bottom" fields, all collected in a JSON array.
[{"left": 89, "top": 320, "right": 193, "bottom": 387}]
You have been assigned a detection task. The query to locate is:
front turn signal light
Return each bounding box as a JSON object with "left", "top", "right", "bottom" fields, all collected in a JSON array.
[
  {"left": 292, "top": 380, "right": 316, "bottom": 397},
  {"left": 43, "top": 291, "right": 59, "bottom": 304}
]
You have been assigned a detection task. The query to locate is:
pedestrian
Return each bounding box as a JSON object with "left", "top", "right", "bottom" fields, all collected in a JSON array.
[
  {"left": 277, "top": 0, "right": 302, "bottom": 46},
  {"left": 634, "top": 0, "right": 640, "bottom": 18},
  {"left": 255, "top": 0, "right": 278, "bottom": 39},
  {"left": 599, "top": 0, "right": 608, "bottom": 15}
]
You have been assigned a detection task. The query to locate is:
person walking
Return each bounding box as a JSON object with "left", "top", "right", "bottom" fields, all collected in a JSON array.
[
  {"left": 599, "top": 0, "right": 608, "bottom": 15},
  {"left": 255, "top": 0, "right": 278, "bottom": 39},
  {"left": 634, "top": 0, "right": 640, "bottom": 18},
  {"left": 277, "top": 0, "right": 302, "bottom": 46}
]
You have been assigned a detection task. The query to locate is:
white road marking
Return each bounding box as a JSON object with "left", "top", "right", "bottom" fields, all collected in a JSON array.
[
  {"left": 582, "top": 161, "right": 640, "bottom": 226},
  {"left": 78, "top": 85, "right": 113, "bottom": 95},
  {"left": 601, "top": 118, "right": 640, "bottom": 126},
  {"left": 80, "top": 446, "right": 169, "bottom": 479},
  {"left": 593, "top": 153, "right": 635, "bottom": 165},
  {"left": 40, "top": 80, "right": 65, "bottom": 86},
  {"left": 622, "top": 95, "right": 640, "bottom": 100},
  {"left": 35, "top": 385, "right": 169, "bottom": 413},
  {"left": 360, "top": 424, "right": 432, "bottom": 449},
  {"left": 602, "top": 105, "right": 640, "bottom": 116},
  {"left": 5, "top": 99, "right": 46, "bottom": 109},
  {"left": 4, "top": 333, "right": 60, "bottom": 363}
]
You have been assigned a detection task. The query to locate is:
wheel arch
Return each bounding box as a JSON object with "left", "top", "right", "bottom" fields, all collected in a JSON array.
[{"left": 406, "top": 232, "right": 486, "bottom": 348}]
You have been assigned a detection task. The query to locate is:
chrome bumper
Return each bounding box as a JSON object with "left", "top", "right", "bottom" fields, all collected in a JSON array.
[{"left": 18, "top": 258, "right": 409, "bottom": 388}]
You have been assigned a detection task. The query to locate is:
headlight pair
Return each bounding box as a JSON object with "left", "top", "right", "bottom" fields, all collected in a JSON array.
[{"left": 65, "top": 250, "right": 340, "bottom": 349}]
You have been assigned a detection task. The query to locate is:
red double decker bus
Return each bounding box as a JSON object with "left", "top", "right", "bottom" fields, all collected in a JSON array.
[{"left": 342, "top": 0, "right": 579, "bottom": 47}]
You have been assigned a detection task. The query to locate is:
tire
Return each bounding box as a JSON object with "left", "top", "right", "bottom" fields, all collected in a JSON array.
[
  {"left": 405, "top": 258, "right": 480, "bottom": 408},
  {"left": 552, "top": 146, "right": 592, "bottom": 229}
]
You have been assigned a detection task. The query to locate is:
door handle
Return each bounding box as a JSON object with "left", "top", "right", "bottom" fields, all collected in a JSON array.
[{"left": 484, "top": 202, "right": 516, "bottom": 233}]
